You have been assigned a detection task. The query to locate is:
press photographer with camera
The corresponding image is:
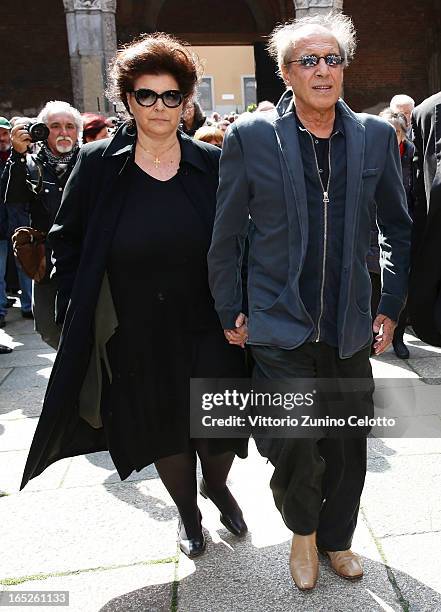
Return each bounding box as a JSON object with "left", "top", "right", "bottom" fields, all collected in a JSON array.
[{"left": 1, "top": 101, "right": 82, "bottom": 349}]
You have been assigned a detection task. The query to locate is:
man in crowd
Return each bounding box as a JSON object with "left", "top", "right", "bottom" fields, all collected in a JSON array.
[
  {"left": 1, "top": 101, "right": 82, "bottom": 349},
  {"left": 0, "top": 116, "right": 33, "bottom": 321},
  {"left": 390, "top": 93, "right": 415, "bottom": 137},
  {"left": 0, "top": 117, "right": 12, "bottom": 330},
  {"left": 208, "top": 13, "right": 411, "bottom": 591},
  {"left": 408, "top": 91, "right": 441, "bottom": 346}
]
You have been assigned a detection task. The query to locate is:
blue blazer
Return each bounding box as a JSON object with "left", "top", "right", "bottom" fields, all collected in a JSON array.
[{"left": 208, "top": 92, "right": 412, "bottom": 359}]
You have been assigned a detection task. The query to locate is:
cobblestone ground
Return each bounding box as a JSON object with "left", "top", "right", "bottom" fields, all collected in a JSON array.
[{"left": 1, "top": 303, "right": 441, "bottom": 612}]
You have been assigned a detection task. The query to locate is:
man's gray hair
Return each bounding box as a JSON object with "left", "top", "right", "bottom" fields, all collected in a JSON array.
[
  {"left": 268, "top": 12, "right": 357, "bottom": 77},
  {"left": 390, "top": 94, "right": 415, "bottom": 109},
  {"left": 37, "top": 100, "right": 83, "bottom": 131}
]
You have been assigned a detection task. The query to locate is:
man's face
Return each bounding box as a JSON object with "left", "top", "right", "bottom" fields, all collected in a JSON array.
[
  {"left": 392, "top": 103, "right": 414, "bottom": 129},
  {"left": 281, "top": 28, "right": 344, "bottom": 115},
  {"left": 0, "top": 127, "right": 11, "bottom": 152},
  {"left": 46, "top": 112, "right": 79, "bottom": 155}
]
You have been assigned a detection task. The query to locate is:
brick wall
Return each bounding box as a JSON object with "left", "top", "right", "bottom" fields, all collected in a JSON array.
[
  {"left": 343, "top": 0, "right": 433, "bottom": 112},
  {"left": 0, "top": 0, "right": 73, "bottom": 118}
]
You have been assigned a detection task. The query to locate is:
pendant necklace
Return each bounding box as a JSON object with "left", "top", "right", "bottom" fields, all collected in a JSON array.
[{"left": 137, "top": 139, "right": 179, "bottom": 168}]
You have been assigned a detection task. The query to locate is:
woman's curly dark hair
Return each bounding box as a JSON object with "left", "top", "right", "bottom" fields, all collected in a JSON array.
[{"left": 106, "top": 32, "right": 203, "bottom": 117}]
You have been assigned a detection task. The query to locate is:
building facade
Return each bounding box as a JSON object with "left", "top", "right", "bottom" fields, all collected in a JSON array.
[{"left": 1, "top": 0, "right": 440, "bottom": 117}]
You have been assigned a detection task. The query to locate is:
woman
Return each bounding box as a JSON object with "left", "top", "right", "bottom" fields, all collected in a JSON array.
[
  {"left": 369, "top": 109, "right": 414, "bottom": 358},
  {"left": 20, "top": 33, "right": 248, "bottom": 558},
  {"left": 180, "top": 100, "right": 206, "bottom": 136},
  {"left": 82, "top": 113, "right": 111, "bottom": 143}
]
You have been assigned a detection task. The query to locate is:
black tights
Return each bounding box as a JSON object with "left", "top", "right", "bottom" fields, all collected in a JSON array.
[{"left": 154, "top": 440, "right": 235, "bottom": 538}]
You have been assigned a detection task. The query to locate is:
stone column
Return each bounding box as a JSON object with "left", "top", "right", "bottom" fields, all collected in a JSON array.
[
  {"left": 63, "top": 0, "right": 117, "bottom": 113},
  {"left": 294, "top": 0, "right": 343, "bottom": 18}
]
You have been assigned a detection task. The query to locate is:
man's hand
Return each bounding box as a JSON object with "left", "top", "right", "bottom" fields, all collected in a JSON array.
[
  {"left": 372, "top": 314, "right": 397, "bottom": 355},
  {"left": 10, "top": 124, "right": 32, "bottom": 154},
  {"left": 224, "top": 312, "right": 248, "bottom": 348}
]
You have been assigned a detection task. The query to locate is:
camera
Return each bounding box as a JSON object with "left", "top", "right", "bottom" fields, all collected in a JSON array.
[{"left": 25, "top": 122, "right": 50, "bottom": 143}]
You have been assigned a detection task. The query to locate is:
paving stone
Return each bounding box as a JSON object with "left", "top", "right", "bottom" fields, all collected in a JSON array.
[
  {"left": 407, "top": 357, "right": 441, "bottom": 382},
  {"left": 380, "top": 532, "right": 441, "bottom": 609},
  {"left": 362, "top": 454, "right": 441, "bottom": 538},
  {"left": 0, "top": 368, "right": 12, "bottom": 385},
  {"left": 62, "top": 452, "right": 160, "bottom": 488},
  {"left": 0, "top": 482, "right": 179, "bottom": 579},
  {"left": 0, "top": 388, "right": 44, "bottom": 419},
  {"left": 0, "top": 417, "right": 38, "bottom": 451},
  {"left": 0, "top": 450, "right": 70, "bottom": 494},
  {"left": 369, "top": 437, "right": 441, "bottom": 457},
  {"left": 176, "top": 536, "right": 401, "bottom": 612},
  {"left": 6, "top": 333, "right": 51, "bottom": 351},
  {"left": 0, "top": 308, "right": 35, "bottom": 334},
  {"left": 370, "top": 357, "right": 418, "bottom": 379},
  {"left": 0, "top": 365, "right": 52, "bottom": 391},
  {"left": 0, "top": 561, "right": 174, "bottom": 612},
  {"left": 0, "top": 349, "right": 55, "bottom": 368}
]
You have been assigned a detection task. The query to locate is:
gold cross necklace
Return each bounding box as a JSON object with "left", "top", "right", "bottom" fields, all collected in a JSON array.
[{"left": 137, "top": 139, "right": 179, "bottom": 169}]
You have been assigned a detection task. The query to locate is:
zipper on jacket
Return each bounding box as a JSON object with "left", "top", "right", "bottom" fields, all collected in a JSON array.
[{"left": 305, "top": 130, "right": 337, "bottom": 343}]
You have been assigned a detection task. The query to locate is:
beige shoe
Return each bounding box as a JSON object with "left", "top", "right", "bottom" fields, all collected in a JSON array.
[
  {"left": 289, "top": 533, "right": 319, "bottom": 591},
  {"left": 324, "top": 549, "right": 363, "bottom": 580}
]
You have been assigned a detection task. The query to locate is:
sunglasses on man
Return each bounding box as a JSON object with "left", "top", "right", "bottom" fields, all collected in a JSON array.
[
  {"left": 286, "top": 54, "right": 344, "bottom": 68},
  {"left": 130, "top": 89, "right": 184, "bottom": 108}
]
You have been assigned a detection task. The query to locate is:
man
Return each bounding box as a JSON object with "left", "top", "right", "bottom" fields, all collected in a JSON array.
[
  {"left": 208, "top": 13, "right": 411, "bottom": 591},
  {"left": 0, "top": 117, "right": 12, "bottom": 329},
  {"left": 1, "top": 101, "right": 81, "bottom": 349},
  {"left": 390, "top": 94, "right": 415, "bottom": 138},
  {"left": 0, "top": 116, "right": 33, "bottom": 321},
  {"left": 408, "top": 91, "right": 441, "bottom": 346}
]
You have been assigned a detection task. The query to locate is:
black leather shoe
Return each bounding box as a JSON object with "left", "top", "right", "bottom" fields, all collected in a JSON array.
[
  {"left": 393, "top": 337, "right": 409, "bottom": 359},
  {"left": 177, "top": 519, "right": 206, "bottom": 559},
  {"left": 199, "top": 479, "right": 248, "bottom": 537},
  {"left": 0, "top": 345, "right": 12, "bottom": 354}
]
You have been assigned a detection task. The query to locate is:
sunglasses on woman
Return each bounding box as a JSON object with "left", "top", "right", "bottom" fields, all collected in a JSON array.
[
  {"left": 130, "top": 89, "right": 184, "bottom": 108},
  {"left": 286, "top": 54, "right": 344, "bottom": 68}
]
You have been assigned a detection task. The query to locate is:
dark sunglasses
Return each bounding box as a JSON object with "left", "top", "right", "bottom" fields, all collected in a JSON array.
[
  {"left": 286, "top": 54, "right": 344, "bottom": 68},
  {"left": 130, "top": 89, "right": 184, "bottom": 108}
]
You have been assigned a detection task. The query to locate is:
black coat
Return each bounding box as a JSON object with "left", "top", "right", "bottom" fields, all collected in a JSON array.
[
  {"left": 408, "top": 92, "right": 441, "bottom": 346},
  {"left": 20, "top": 125, "right": 224, "bottom": 489}
]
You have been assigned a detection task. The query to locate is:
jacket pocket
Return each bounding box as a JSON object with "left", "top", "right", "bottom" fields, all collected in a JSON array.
[{"left": 362, "top": 168, "right": 379, "bottom": 178}]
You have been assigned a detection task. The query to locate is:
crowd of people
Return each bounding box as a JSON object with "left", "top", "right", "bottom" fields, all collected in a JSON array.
[{"left": 0, "top": 10, "right": 439, "bottom": 596}]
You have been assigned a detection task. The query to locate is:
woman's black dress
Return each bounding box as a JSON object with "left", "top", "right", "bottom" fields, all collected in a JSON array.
[{"left": 101, "top": 162, "right": 247, "bottom": 479}]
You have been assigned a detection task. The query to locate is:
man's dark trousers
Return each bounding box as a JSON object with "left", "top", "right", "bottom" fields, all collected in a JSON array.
[{"left": 251, "top": 342, "right": 373, "bottom": 551}]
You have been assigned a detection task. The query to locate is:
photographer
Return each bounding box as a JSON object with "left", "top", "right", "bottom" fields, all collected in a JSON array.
[{"left": 1, "top": 101, "right": 81, "bottom": 349}]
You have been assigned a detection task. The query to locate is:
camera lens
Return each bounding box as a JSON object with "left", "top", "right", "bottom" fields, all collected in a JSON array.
[{"left": 29, "top": 122, "right": 50, "bottom": 143}]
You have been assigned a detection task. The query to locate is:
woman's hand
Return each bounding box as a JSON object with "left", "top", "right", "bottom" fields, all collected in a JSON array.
[{"left": 224, "top": 312, "right": 248, "bottom": 348}]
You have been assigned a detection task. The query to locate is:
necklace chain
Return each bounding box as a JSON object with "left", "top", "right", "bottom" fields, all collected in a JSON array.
[{"left": 137, "top": 139, "right": 179, "bottom": 169}]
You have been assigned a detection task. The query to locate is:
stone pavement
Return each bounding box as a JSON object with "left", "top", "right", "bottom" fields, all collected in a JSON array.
[{"left": 1, "top": 303, "right": 441, "bottom": 612}]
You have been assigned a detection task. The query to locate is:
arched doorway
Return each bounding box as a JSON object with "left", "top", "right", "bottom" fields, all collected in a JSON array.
[{"left": 115, "top": 0, "right": 294, "bottom": 107}]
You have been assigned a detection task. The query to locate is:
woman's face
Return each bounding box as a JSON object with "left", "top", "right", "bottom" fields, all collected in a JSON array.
[{"left": 127, "top": 73, "right": 183, "bottom": 139}]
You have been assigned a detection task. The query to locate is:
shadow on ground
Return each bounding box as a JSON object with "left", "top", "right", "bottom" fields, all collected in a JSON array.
[{"left": 99, "top": 530, "right": 441, "bottom": 612}]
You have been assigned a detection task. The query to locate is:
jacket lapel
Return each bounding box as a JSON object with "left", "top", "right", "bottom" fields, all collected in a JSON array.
[
  {"left": 338, "top": 101, "right": 366, "bottom": 268},
  {"left": 273, "top": 112, "right": 309, "bottom": 262}
]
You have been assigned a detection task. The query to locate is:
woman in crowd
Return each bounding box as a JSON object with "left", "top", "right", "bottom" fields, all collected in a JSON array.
[
  {"left": 20, "top": 33, "right": 248, "bottom": 558},
  {"left": 82, "top": 113, "right": 111, "bottom": 143},
  {"left": 180, "top": 100, "right": 206, "bottom": 136},
  {"left": 368, "top": 108, "right": 414, "bottom": 358}
]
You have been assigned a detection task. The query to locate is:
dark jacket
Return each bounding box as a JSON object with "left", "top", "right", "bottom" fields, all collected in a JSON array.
[
  {"left": 367, "top": 139, "right": 415, "bottom": 275},
  {"left": 20, "top": 125, "right": 222, "bottom": 489},
  {"left": 208, "top": 91, "right": 412, "bottom": 359},
  {"left": 408, "top": 91, "right": 441, "bottom": 346},
  {"left": 1, "top": 145, "right": 79, "bottom": 279},
  {"left": 0, "top": 154, "right": 9, "bottom": 239}
]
